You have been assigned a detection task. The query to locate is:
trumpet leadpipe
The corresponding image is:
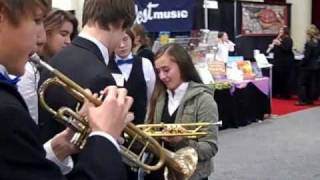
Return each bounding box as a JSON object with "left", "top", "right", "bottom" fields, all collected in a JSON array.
[
  {"left": 137, "top": 121, "right": 222, "bottom": 139},
  {"left": 137, "top": 121, "right": 222, "bottom": 128}
]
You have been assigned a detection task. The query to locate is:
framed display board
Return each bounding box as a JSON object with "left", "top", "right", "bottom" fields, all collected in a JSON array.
[{"left": 240, "top": 2, "right": 289, "bottom": 36}]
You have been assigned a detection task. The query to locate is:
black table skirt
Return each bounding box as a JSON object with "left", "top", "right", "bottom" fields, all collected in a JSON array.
[{"left": 215, "top": 82, "right": 271, "bottom": 130}]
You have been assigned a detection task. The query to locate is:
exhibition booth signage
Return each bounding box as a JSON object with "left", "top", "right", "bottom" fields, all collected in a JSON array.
[{"left": 134, "top": 0, "right": 194, "bottom": 32}]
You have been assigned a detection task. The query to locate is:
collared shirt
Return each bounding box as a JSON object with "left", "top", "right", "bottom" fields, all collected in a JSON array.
[
  {"left": 216, "top": 40, "right": 235, "bottom": 63},
  {"left": 0, "top": 64, "right": 9, "bottom": 77},
  {"left": 78, "top": 32, "right": 110, "bottom": 66},
  {"left": 17, "top": 61, "right": 40, "bottom": 123},
  {"left": 166, "top": 82, "right": 189, "bottom": 115},
  {"left": 0, "top": 64, "right": 17, "bottom": 82},
  {"left": 115, "top": 53, "right": 156, "bottom": 102},
  {"left": 43, "top": 140, "right": 73, "bottom": 174}
]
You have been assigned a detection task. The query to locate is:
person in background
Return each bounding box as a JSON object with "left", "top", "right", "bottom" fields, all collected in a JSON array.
[
  {"left": 16, "top": 12, "right": 79, "bottom": 173},
  {"left": 38, "top": 0, "right": 136, "bottom": 144},
  {"left": 269, "top": 26, "right": 294, "bottom": 99},
  {"left": 39, "top": 9, "right": 78, "bottom": 61},
  {"left": 296, "top": 25, "right": 320, "bottom": 105},
  {"left": 17, "top": 10, "right": 79, "bottom": 174},
  {"left": 132, "top": 24, "right": 155, "bottom": 64},
  {"left": 108, "top": 29, "right": 156, "bottom": 180},
  {"left": 145, "top": 43, "right": 219, "bottom": 180},
  {"left": 216, "top": 31, "right": 235, "bottom": 63},
  {"left": 109, "top": 29, "right": 155, "bottom": 125},
  {"left": 18, "top": 8, "right": 78, "bottom": 124},
  {"left": 0, "top": 0, "right": 133, "bottom": 179}
]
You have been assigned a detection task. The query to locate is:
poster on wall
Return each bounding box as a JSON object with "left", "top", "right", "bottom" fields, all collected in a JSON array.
[
  {"left": 241, "top": 2, "right": 289, "bottom": 36},
  {"left": 134, "top": 0, "right": 195, "bottom": 32}
]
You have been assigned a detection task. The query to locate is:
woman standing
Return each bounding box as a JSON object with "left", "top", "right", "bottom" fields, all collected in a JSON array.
[
  {"left": 146, "top": 43, "right": 218, "bottom": 180},
  {"left": 296, "top": 25, "right": 320, "bottom": 105},
  {"left": 216, "top": 31, "right": 235, "bottom": 63},
  {"left": 269, "top": 26, "right": 294, "bottom": 99}
]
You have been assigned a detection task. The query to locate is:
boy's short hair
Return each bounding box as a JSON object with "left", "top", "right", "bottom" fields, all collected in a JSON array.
[
  {"left": 82, "top": 0, "right": 135, "bottom": 30},
  {"left": 0, "top": 0, "right": 51, "bottom": 26}
]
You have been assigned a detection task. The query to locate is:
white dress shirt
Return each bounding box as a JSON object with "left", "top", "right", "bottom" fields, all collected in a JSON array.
[
  {"left": 43, "top": 140, "right": 74, "bottom": 174},
  {"left": 17, "top": 61, "right": 40, "bottom": 123},
  {"left": 216, "top": 40, "right": 235, "bottom": 63},
  {"left": 166, "top": 82, "right": 189, "bottom": 115},
  {"left": 114, "top": 53, "right": 156, "bottom": 103}
]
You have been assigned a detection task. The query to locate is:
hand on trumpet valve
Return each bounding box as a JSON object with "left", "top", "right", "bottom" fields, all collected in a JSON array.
[
  {"left": 76, "top": 89, "right": 94, "bottom": 118},
  {"left": 161, "top": 125, "right": 187, "bottom": 144},
  {"left": 50, "top": 128, "right": 80, "bottom": 161},
  {"left": 86, "top": 86, "right": 134, "bottom": 140}
]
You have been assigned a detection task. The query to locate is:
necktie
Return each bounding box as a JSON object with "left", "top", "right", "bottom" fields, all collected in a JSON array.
[
  {"left": 116, "top": 58, "right": 134, "bottom": 66},
  {"left": 0, "top": 73, "right": 20, "bottom": 87}
]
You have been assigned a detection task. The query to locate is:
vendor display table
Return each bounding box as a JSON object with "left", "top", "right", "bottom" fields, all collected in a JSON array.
[{"left": 214, "top": 78, "right": 271, "bottom": 129}]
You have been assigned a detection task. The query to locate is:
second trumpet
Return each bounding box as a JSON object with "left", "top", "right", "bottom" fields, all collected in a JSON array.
[{"left": 137, "top": 121, "right": 222, "bottom": 139}]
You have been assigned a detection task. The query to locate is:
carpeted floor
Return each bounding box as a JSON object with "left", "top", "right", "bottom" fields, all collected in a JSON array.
[
  {"left": 272, "top": 97, "right": 320, "bottom": 115},
  {"left": 209, "top": 107, "right": 320, "bottom": 180}
]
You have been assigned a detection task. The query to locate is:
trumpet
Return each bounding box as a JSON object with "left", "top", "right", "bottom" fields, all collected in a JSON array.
[
  {"left": 137, "top": 121, "right": 222, "bottom": 139},
  {"left": 30, "top": 54, "right": 197, "bottom": 179}
]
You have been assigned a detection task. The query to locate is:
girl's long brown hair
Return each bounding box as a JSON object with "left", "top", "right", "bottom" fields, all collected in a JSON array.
[{"left": 147, "top": 43, "right": 202, "bottom": 123}]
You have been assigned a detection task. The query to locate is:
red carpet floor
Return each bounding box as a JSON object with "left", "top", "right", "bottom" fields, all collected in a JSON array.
[{"left": 272, "top": 97, "right": 320, "bottom": 116}]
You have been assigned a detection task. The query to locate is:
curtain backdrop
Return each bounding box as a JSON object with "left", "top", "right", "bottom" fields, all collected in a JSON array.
[{"left": 312, "top": 0, "right": 320, "bottom": 29}]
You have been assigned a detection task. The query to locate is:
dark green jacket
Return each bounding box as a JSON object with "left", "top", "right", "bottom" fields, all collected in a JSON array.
[{"left": 153, "top": 81, "right": 219, "bottom": 179}]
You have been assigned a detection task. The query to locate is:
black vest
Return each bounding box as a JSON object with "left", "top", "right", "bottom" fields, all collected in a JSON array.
[
  {"left": 108, "top": 56, "right": 147, "bottom": 124},
  {"left": 161, "top": 93, "right": 177, "bottom": 124},
  {"left": 160, "top": 93, "right": 178, "bottom": 151}
]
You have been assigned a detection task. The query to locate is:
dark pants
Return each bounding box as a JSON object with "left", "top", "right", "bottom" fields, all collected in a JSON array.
[
  {"left": 126, "top": 165, "right": 138, "bottom": 180},
  {"left": 272, "top": 66, "right": 293, "bottom": 98},
  {"left": 297, "top": 69, "right": 319, "bottom": 103}
]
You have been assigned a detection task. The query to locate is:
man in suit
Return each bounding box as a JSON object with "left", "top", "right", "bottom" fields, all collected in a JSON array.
[
  {"left": 0, "top": 0, "right": 133, "bottom": 179},
  {"left": 38, "top": 0, "right": 136, "bottom": 143}
]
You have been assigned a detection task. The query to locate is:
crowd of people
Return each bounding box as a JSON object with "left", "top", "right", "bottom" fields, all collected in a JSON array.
[
  {"left": 269, "top": 25, "right": 320, "bottom": 105},
  {"left": 0, "top": 0, "right": 218, "bottom": 180}
]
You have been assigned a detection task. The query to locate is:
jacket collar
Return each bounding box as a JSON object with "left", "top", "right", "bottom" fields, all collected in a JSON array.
[{"left": 72, "top": 36, "right": 107, "bottom": 65}]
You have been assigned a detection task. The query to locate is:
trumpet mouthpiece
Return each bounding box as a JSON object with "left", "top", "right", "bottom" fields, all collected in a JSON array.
[{"left": 29, "top": 53, "right": 41, "bottom": 64}]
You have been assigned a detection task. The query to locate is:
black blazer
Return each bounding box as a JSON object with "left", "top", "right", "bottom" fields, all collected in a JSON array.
[
  {"left": 38, "top": 36, "right": 116, "bottom": 143},
  {"left": 272, "top": 37, "right": 294, "bottom": 67},
  {"left": 300, "top": 40, "right": 320, "bottom": 70},
  {"left": 0, "top": 82, "right": 126, "bottom": 180}
]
